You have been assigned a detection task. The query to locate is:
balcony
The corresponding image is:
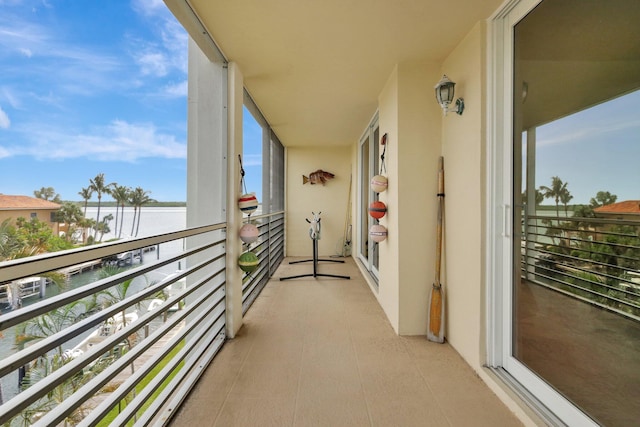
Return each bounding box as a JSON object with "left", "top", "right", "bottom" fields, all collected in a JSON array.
[
  {"left": 0, "top": 212, "right": 522, "bottom": 426},
  {"left": 171, "top": 257, "right": 520, "bottom": 427}
]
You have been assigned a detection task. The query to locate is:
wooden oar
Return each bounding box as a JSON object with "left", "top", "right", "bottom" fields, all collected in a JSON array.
[{"left": 427, "top": 156, "right": 445, "bottom": 343}]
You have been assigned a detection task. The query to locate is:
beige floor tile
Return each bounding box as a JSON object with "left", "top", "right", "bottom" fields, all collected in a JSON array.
[
  {"left": 214, "top": 396, "right": 296, "bottom": 427},
  {"left": 293, "top": 394, "right": 371, "bottom": 427},
  {"left": 170, "top": 257, "right": 523, "bottom": 427}
]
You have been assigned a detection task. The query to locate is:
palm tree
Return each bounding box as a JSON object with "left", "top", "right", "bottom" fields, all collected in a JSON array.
[
  {"left": 559, "top": 187, "right": 574, "bottom": 217},
  {"left": 55, "top": 202, "right": 85, "bottom": 243},
  {"left": 34, "top": 186, "right": 62, "bottom": 204},
  {"left": 78, "top": 187, "right": 93, "bottom": 217},
  {"left": 96, "top": 213, "right": 114, "bottom": 242},
  {"left": 539, "top": 176, "right": 567, "bottom": 217},
  {"left": 129, "top": 187, "right": 155, "bottom": 237},
  {"left": 110, "top": 184, "right": 130, "bottom": 239},
  {"left": 589, "top": 191, "right": 617, "bottom": 208},
  {"left": 89, "top": 173, "right": 112, "bottom": 241}
]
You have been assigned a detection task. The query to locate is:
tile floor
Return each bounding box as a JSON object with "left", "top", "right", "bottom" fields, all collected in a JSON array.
[{"left": 169, "top": 257, "right": 522, "bottom": 426}]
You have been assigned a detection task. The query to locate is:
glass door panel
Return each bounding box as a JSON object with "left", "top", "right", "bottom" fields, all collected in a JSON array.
[{"left": 512, "top": 1, "right": 640, "bottom": 425}]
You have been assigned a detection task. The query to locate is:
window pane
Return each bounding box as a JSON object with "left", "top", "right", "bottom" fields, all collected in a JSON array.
[{"left": 513, "top": 1, "right": 640, "bottom": 425}]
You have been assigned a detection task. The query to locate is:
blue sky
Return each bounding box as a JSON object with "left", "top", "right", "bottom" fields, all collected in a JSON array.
[
  {"left": 0, "top": 0, "right": 262, "bottom": 203},
  {"left": 534, "top": 89, "right": 640, "bottom": 205}
]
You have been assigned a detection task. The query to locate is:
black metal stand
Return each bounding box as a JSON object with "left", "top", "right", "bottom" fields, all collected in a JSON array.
[{"left": 280, "top": 237, "right": 350, "bottom": 281}]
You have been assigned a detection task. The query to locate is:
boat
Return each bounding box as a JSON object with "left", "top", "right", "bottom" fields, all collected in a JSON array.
[
  {"left": 0, "top": 277, "right": 48, "bottom": 310},
  {"left": 63, "top": 312, "right": 139, "bottom": 360}
]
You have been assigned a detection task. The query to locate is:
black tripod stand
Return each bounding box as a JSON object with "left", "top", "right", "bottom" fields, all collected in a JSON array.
[{"left": 280, "top": 215, "right": 350, "bottom": 281}]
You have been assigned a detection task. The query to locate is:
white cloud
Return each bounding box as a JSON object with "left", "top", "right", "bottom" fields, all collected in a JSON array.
[
  {"left": 129, "top": 2, "right": 188, "bottom": 79},
  {"left": 19, "top": 47, "right": 32, "bottom": 57},
  {"left": 162, "top": 80, "right": 188, "bottom": 98},
  {"left": 537, "top": 118, "right": 640, "bottom": 147},
  {"left": 131, "top": 0, "right": 166, "bottom": 17},
  {"left": 137, "top": 52, "right": 168, "bottom": 77},
  {"left": 0, "top": 105, "right": 10, "bottom": 129},
  {"left": 3, "top": 119, "right": 185, "bottom": 162}
]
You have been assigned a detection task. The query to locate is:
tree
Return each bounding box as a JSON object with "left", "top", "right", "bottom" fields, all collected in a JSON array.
[
  {"left": 96, "top": 213, "right": 114, "bottom": 242},
  {"left": 110, "top": 184, "right": 131, "bottom": 239},
  {"left": 539, "top": 176, "right": 568, "bottom": 217},
  {"left": 78, "top": 187, "right": 93, "bottom": 217},
  {"left": 522, "top": 189, "right": 544, "bottom": 206},
  {"left": 560, "top": 187, "right": 574, "bottom": 217},
  {"left": 34, "top": 187, "right": 62, "bottom": 204},
  {"left": 89, "top": 173, "right": 112, "bottom": 241},
  {"left": 0, "top": 218, "right": 22, "bottom": 261},
  {"left": 54, "top": 202, "right": 86, "bottom": 243},
  {"left": 129, "top": 187, "right": 155, "bottom": 237},
  {"left": 589, "top": 191, "right": 617, "bottom": 208}
]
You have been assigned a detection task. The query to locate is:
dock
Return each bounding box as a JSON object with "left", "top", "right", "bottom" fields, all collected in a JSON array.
[{"left": 59, "top": 260, "right": 103, "bottom": 278}]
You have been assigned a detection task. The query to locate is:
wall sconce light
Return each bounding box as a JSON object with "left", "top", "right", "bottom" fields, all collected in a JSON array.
[{"left": 434, "top": 75, "right": 464, "bottom": 116}]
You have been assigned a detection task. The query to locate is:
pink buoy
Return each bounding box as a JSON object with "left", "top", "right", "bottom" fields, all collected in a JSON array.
[
  {"left": 371, "top": 175, "right": 388, "bottom": 193},
  {"left": 240, "top": 223, "right": 259, "bottom": 244},
  {"left": 369, "top": 224, "right": 388, "bottom": 242}
]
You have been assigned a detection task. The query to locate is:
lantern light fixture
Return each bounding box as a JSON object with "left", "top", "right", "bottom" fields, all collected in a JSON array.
[{"left": 434, "top": 74, "right": 464, "bottom": 116}]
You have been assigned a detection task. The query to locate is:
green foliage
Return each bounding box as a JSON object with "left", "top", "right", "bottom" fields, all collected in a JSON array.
[
  {"left": 33, "top": 186, "right": 62, "bottom": 204},
  {"left": 589, "top": 191, "right": 617, "bottom": 208}
]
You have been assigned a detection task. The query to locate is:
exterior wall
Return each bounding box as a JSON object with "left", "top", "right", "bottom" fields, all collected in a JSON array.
[
  {"left": 375, "top": 62, "right": 442, "bottom": 335},
  {"left": 440, "top": 22, "right": 485, "bottom": 365},
  {"left": 376, "top": 67, "right": 400, "bottom": 328},
  {"left": 285, "top": 146, "right": 352, "bottom": 257},
  {"left": 441, "top": 21, "right": 541, "bottom": 426},
  {"left": 0, "top": 209, "right": 59, "bottom": 234}
]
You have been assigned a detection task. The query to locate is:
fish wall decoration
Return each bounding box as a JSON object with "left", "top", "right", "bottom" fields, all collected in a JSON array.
[{"left": 303, "top": 169, "right": 335, "bottom": 185}]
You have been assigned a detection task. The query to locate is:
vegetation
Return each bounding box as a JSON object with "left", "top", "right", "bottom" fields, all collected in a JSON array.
[
  {"left": 524, "top": 178, "right": 640, "bottom": 317},
  {"left": 33, "top": 187, "right": 62, "bottom": 204}
]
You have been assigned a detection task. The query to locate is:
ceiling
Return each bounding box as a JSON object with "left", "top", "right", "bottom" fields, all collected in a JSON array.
[
  {"left": 167, "top": 0, "right": 504, "bottom": 147},
  {"left": 515, "top": 0, "right": 640, "bottom": 129}
]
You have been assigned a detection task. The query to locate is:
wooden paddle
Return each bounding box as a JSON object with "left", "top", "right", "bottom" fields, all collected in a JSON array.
[{"left": 427, "top": 156, "right": 445, "bottom": 343}]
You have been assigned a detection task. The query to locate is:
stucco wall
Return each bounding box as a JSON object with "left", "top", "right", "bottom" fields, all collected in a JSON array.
[
  {"left": 0, "top": 210, "right": 56, "bottom": 228},
  {"left": 376, "top": 61, "right": 443, "bottom": 335},
  {"left": 285, "top": 146, "right": 352, "bottom": 257},
  {"left": 440, "top": 22, "right": 485, "bottom": 367}
]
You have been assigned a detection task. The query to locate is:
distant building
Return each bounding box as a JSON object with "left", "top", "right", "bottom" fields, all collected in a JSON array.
[
  {"left": 0, "top": 194, "right": 61, "bottom": 234},
  {"left": 594, "top": 200, "right": 640, "bottom": 221}
]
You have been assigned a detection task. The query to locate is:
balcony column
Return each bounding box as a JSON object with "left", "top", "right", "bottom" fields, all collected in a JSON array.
[
  {"left": 225, "top": 62, "right": 244, "bottom": 338},
  {"left": 185, "top": 37, "right": 228, "bottom": 334}
]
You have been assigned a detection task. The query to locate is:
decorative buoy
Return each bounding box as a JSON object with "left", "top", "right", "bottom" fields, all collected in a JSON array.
[
  {"left": 240, "top": 223, "right": 260, "bottom": 244},
  {"left": 371, "top": 175, "right": 388, "bottom": 193},
  {"left": 369, "top": 201, "right": 387, "bottom": 219},
  {"left": 238, "top": 251, "right": 259, "bottom": 273},
  {"left": 369, "top": 224, "right": 388, "bottom": 242},
  {"left": 238, "top": 193, "right": 258, "bottom": 215}
]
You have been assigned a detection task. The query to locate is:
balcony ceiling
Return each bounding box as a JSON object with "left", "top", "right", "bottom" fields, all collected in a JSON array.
[{"left": 171, "top": 0, "right": 504, "bottom": 147}]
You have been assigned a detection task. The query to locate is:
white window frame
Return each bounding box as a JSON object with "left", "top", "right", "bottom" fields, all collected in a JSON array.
[
  {"left": 357, "top": 112, "right": 380, "bottom": 282},
  {"left": 486, "top": 0, "right": 599, "bottom": 425}
]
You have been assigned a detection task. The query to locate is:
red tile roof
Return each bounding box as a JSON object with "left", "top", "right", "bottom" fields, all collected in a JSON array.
[
  {"left": 594, "top": 200, "right": 640, "bottom": 215},
  {"left": 0, "top": 195, "right": 61, "bottom": 210}
]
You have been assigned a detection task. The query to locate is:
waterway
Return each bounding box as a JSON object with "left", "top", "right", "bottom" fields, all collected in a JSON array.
[{"left": 0, "top": 207, "right": 187, "bottom": 404}]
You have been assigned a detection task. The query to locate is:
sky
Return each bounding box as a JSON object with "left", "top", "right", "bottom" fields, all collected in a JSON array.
[
  {"left": 0, "top": 0, "right": 262, "bottom": 203},
  {"left": 532, "top": 89, "right": 640, "bottom": 205}
]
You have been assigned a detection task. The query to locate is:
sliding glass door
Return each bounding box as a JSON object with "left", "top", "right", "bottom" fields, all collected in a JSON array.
[
  {"left": 492, "top": 1, "right": 640, "bottom": 425},
  {"left": 358, "top": 114, "right": 379, "bottom": 281}
]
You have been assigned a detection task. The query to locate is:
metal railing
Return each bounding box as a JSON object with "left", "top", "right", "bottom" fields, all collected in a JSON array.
[
  {"left": 241, "top": 211, "right": 285, "bottom": 315},
  {"left": 521, "top": 214, "right": 640, "bottom": 320},
  {"left": 0, "top": 210, "right": 287, "bottom": 426}
]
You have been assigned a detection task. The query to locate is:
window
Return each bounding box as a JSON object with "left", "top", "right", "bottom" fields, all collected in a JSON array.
[
  {"left": 358, "top": 113, "right": 380, "bottom": 281},
  {"left": 243, "top": 90, "right": 284, "bottom": 214},
  {"left": 489, "top": 1, "right": 640, "bottom": 425}
]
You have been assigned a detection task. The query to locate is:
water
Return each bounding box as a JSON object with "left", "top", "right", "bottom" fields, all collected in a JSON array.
[{"left": 0, "top": 207, "right": 186, "bottom": 404}]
